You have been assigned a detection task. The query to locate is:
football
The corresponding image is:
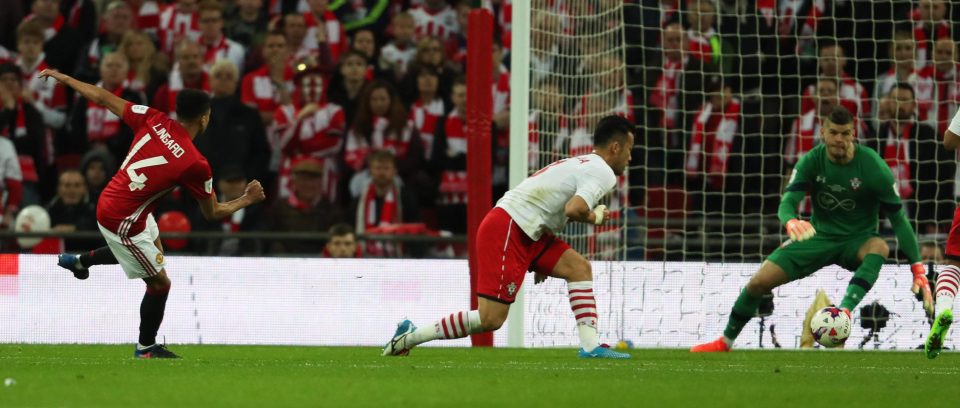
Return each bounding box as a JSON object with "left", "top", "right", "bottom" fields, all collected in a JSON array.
[{"left": 810, "top": 307, "right": 852, "bottom": 348}]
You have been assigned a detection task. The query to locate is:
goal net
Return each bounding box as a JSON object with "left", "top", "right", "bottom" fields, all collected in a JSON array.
[{"left": 509, "top": 0, "right": 958, "bottom": 349}]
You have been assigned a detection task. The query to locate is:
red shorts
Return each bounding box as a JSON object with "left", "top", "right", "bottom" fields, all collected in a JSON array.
[
  {"left": 476, "top": 207, "right": 571, "bottom": 304},
  {"left": 946, "top": 206, "right": 960, "bottom": 260}
]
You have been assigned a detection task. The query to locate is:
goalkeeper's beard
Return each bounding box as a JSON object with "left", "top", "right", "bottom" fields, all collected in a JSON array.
[{"left": 827, "top": 142, "right": 854, "bottom": 163}]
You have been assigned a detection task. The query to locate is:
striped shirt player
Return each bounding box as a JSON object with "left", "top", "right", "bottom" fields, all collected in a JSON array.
[
  {"left": 382, "top": 116, "right": 635, "bottom": 359},
  {"left": 44, "top": 69, "right": 265, "bottom": 359},
  {"left": 926, "top": 108, "right": 960, "bottom": 358}
]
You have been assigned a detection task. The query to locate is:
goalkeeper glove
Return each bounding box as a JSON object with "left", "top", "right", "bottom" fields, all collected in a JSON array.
[
  {"left": 785, "top": 219, "right": 816, "bottom": 242},
  {"left": 911, "top": 263, "right": 934, "bottom": 317}
]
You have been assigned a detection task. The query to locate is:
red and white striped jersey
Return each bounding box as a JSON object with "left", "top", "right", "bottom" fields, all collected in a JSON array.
[
  {"left": 303, "top": 11, "right": 348, "bottom": 63},
  {"left": 129, "top": 0, "right": 161, "bottom": 38},
  {"left": 273, "top": 102, "right": 345, "bottom": 201},
  {"left": 411, "top": 98, "right": 444, "bottom": 161},
  {"left": 379, "top": 41, "right": 417, "bottom": 78},
  {"left": 438, "top": 108, "right": 467, "bottom": 206},
  {"left": 157, "top": 6, "right": 201, "bottom": 54},
  {"left": 201, "top": 35, "right": 246, "bottom": 72},
  {"left": 240, "top": 65, "right": 295, "bottom": 114},
  {"left": 785, "top": 107, "right": 820, "bottom": 165},
  {"left": 23, "top": 13, "right": 64, "bottom": 42},
  {"left": 916, "top": 64, "right": 960, "bottom": 135},
  {"left": 97, "top": 103, "right": 213, "bottom": 236},
  {"left": 800, "top": 73, "right": 869, "bottom": 120},
  {"left": 410, "top": 5, "right": 459, "bottom": 40}
]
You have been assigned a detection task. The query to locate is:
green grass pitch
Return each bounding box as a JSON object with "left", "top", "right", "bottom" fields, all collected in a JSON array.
[{"left": 1, "top": 345, "right": 958, "bottom": 407}]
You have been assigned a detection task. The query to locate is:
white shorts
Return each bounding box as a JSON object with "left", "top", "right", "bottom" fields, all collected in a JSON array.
[{"left": 98, "top": 213, "right": 166, "bottom": 279}]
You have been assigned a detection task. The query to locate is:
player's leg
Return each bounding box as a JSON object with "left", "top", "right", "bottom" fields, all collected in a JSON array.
[
  {"left": 382, "top": 208, "right": 516, "bottom": 356},
  {"left": 926, "top": 210, "right": 960, "bottom": 358},
  {"left": 838, "top": 236, "right": 889, "bottom": 311},
  {"left": 691, "top": 261, "right": 791, "bottom": 352},
  {"left": 135, "top": 269, "right": 178, "bottom": 358},
  {"left": 57, "top": 247, "right": 119, "bottom": 280}
]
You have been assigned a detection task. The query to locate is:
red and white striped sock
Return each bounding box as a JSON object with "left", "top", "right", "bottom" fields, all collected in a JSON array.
[
  {"left": 568, "top": 281, "right": 600, "bottom": 351},
  {"left": 406, "top": 310, "right": 481, "bottom": 348},
  {"left": 936, "top": 265, "right": 960, "bottom": 316}
]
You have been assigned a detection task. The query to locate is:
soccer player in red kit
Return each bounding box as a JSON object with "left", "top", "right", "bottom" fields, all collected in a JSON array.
[
  {"left": 382, "top": 115, "right": 635, "bottom": 359},
  {"left": 42, "top": 69, "right": 266, "bottom": 358}
]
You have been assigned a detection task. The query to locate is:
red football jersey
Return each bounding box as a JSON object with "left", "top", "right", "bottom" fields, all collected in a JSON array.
[{"left": 97, "top": 103, "right": 213, "bottom": 236}]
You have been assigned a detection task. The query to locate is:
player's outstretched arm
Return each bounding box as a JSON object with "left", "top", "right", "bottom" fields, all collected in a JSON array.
[
  {"left": 38, "top": 69, "right": 127, "bottom": 119},
  {"left": 564, "top": 195, "right": 608, "bottom": 225},
  {"left": 945, "top": 109, "right": 960, "bottom": 151},
  {"left": 197, "top": 180, "right": 266, "bottom": 221},
  {"left": 886, "top": 207, "right": 933, "bottom": 314}
]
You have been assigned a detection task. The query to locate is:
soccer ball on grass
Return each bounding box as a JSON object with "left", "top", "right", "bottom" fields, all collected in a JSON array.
[{"left": 810, "top": 306, "right": 851, "bottom": 348}]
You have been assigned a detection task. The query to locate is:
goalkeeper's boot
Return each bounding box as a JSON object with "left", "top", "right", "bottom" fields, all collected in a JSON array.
[
  {"left": 925, "top": 309, "right": 953, "bottom": 360},
  {"left": 690, "top": 337, "right": 731, "bottom": 353},
  {"left": 57, "top": 253, "right": 88, "bottom": 280},
  {"left": 382, "top": 319, "right": 416, "bottom": 356},
  {"left": 134, "top": 344, "right": 180, "bottom": 359},
  {"left": 578, "top": 346, "right": 631, "bottom": 359}
]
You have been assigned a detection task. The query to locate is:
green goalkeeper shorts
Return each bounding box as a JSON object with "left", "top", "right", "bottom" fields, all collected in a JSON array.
[{"left": 766, "top": 233, "right": 879, "bottom": 281}]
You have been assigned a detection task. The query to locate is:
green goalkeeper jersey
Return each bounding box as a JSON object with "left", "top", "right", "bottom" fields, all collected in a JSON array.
[{"left": 783, "top": 144, "right": 902, "bottom": 237}]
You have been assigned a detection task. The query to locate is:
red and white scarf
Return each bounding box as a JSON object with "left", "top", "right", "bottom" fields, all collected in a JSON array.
[
  {"left": 361, "top": 183, "right": 398, "bottom": 231},
  {"left": 686, "top": 99, "right": 741, "bottom": 190},
  {"left": 885, "top": 123, "right": 914, "bottom": 199},
  {"left": 24, "top": 13, "right": 64, "bottom": 41},
  {"left": 86, "top": 82, "right": 125, "bottom": 142},
  {"left": 411, "top": 98, "right": 443, "bottom": 161},
  {"left": 785, "top": 108, "right": 819, "bottom": 165},
  {"left": 914, "top": 20, "right": 951, "bottom": 68},
  {"left": 651, "top": 58, "right": 683, "bottom": 129},
  {"left": 438, "top": 109, "right": 468, "bottom": 205},
  {"left": 203, "top": 35, "right": 231, "bottom": 66}
]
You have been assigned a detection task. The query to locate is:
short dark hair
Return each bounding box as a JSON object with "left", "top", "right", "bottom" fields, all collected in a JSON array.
[
  {"left": 824, "top": 105, "right": 854, "bottom": 126},
  {"left": 593, "top": 115, "right": 634, "bottom": 147},
  {"left": 0, "top": 63, "right": 22, "bottom": 78},
  {"left": 328, "top": 223, "right": 354, "bottom": 238},
  {"left": 890, "top": 82, "right": 916, "bottom": 100},
  {"left": 367, "top": 149, "right": 396, "bottom": 165},
  {"left": 176, "top": 89, "right": 211, "bottom": 122}
]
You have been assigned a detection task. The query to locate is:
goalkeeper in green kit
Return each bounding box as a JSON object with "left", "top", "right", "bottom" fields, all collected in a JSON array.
[{"left": 691, "top": 106, "right": 933, "bottom": 352}]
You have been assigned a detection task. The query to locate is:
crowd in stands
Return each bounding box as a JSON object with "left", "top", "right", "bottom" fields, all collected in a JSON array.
[{"left": 0, "top": 0, "right": 959, "bottom": 259}]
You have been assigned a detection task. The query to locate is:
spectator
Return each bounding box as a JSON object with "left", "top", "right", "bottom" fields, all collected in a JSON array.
[
  {"left": 0, "top": 63, "right": 49, "bottom": 206},
  {"left": 0, "top": 108, "right": 22, "bottom": 228},
  {"left": 786, "top": 78, "right": 840, "bottom": 166},
  {"left": 432, "top": 77, "right": 467, "bottom": 234},
  {"left": 349, "top": 149, "right": 418, "bottom": 257},
  {"left": 273, "top": 66, "right": 345, "bottom": 202},
  {"left": 649, "top": 22, "right": 687, "bottom": 132},
  {"left": 326, "top": 50, "right": 368, "bottom": 124},
  {"left": 410, "top": 65, "right": 446, "bottom": 162},
  {"left": 685, "top": 74, "right": 741, "bottom": 193},
  {"left": 198, "top": 0, "right": 246, "bottom": 72},
  {"left": 225, "top": 0, "right": 269, "bottom": 49},
  {"left": 303, "top": 0, "right": 348, "bottom": 62},
  {"left": 118, "top": 30, "right": 168, "bottom": 97},
  {"left": 344, "top": 79, "right": 419, "bottom": 178},
  {"left": 528, "top": 80, "right": 566, "bottom": 170},
  {"left": 73, "top": 0, "right": 134, "bottom": 84},
  {"left": 875, "top": 30, "right": 918, "bottom": 121},
  {"left": 448, "top": 1, "right": 469, "bottom": 69},
  {"left": 685, "top": 0, "right": 720, "bottom": 65},
  {"left": 917, "top": 37, "right": 959, "bottom": 136},
  {"left": 152, "top": 41, "right": 209, "bottom": 116},
  {"left": 66, "top": 52, "right": 147, "bottom": 166},
  {"left": 410, "top": 0, "right": 459, "bottom": 42},
  {"left": 281, "top": 13, "right": 312, "bottom": 62},
  {"left": 913, "top": 0, "right": 950, "bottom": 68},
  {"left": 157, "top": 0, "right": 202, "bottom": 54},
  {"left": 16, "top": 21, "right": 68, "bottom": 131},
  {"left": 920, "top": 240, "right": 945, "bottom": 263},
  {"left": 529, "top": 12, "right": 561, "bottom": 85},
  {"left": 25, "top": 0, "right": 90, "bottom": 73},
  {"left": 79, "top": 148, "right": 115, "bottom": 203},
  {"left": 241, "top": 30, "right": 294, "bottom": 125},
  {"left": 127, "top": 0, "right": 162, "bottom": 39},
  {"left": 196, "top": 59, "right": 270, "bottom": 188},
  {"left": 191, "top": 166, "right": 264, "bottom": 255},
  {"left": 378, "top": 11, "right": 417, "bottom": 81},
  {"left": 800, "top": 43, "right": 869, "bottom": 123},
  {"left": 399, "top": 36, "right": 454, "bottom": 105},
  {"left": 46, "top": 169, "right": 97, "bottom": 251},
  {"left": 322, "top": 222, "right": 358, "bottom": 258},
  {"left": 266, "top": 157, "right": 345, "bottom": 254},
  {"left": 868, "top": 83, "right": 955, "bottom": 233},
  {"left": 351, "top": 28, "right": 379, "bottom": 80}
]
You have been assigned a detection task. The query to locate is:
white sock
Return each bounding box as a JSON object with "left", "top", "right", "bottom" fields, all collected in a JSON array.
[
  {"left": 936, "top": 265, "right": 960, "bottom": 316},
  {"left": 568, "top": 281, "right": 601, "bottom": 351},
  {"left": 406, "top": 310, "right": 481, "bottom": 348}
]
